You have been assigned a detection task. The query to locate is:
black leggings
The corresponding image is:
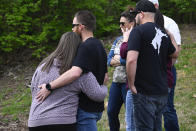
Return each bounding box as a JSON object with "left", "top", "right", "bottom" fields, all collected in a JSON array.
[{"left": 29, "top": 123, "right": 76, "bottom": 131}]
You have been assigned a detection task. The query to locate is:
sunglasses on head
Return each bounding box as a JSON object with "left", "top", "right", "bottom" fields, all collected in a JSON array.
[
  {"left": 130, "top": 10, "right": 141, "bottom": 15},
  {"left": 119, "top": 22, "right": 125, "bottom": 26},
  {"left": 72, "top": 24, "right": 80, "bottom": 28}
]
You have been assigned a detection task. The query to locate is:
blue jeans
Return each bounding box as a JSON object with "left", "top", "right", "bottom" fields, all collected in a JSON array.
[
  {"left": 132, "top": 93, "right": 168, "bottom": 131},
  {"left": 107, "top": 82, "right": 127, "bottom": 131},
  {"left": 126, "top": 90, "right": 135, "bottom": 131},
  {"left": 77, "top": 108, "right": 102, "bottom": 131},
  {"left": 163, "top": 66, "right": 180, "bottom": 131}
]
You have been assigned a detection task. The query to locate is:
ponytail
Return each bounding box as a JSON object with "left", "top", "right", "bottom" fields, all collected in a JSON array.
[{"left": 154, "top": 9, "right": 165, "bottom": 30}]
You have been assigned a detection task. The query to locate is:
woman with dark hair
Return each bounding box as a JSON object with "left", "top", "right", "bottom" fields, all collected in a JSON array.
[
  {"left": 155, "top": 9, "right": 179, "bottom": 89},
  {"left": 155, "top": 10, "right": 180, "bottom": 130},
  {"left": 119, "top": 8, "right": 137, "bottom": 131},
  {"left": 107, "top": 7, "right": 136, "bottom": 131},
  {"left": 28, "top": 32, "right": 107, "bottom": 131}
]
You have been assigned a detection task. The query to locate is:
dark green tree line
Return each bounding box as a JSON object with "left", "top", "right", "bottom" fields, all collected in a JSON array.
[
  {"left": 0, "top": 0, "right": 195, "bottom": 60},
  {"left": 0, "top": 0, "right": 134, "bottom": 58},
  {"left": 159, "top": 0, "right": 196, "bottom": 24}
]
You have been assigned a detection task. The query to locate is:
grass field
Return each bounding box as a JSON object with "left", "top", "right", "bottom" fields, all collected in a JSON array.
[
  {"left": 97, "top": 42, "right": 196, "bottom": 131},
  {"left": 0, "top": 39, "right": 196, "bottom": 130}
]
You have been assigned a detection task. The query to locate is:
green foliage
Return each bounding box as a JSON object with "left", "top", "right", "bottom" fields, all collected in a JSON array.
[
  {"left": 0, "top": 0, "right": 135, "bottom": 58},
  {"left": 160, "top": 0, "right": 196, "bottom": 23},
  {"left": 1, "top": 0, "right": 196, "bottom": 58}
]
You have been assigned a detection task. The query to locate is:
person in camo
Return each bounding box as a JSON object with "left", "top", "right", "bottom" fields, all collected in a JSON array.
[{"left": 107, "top": 7, "right": 136, "bottom": 131}]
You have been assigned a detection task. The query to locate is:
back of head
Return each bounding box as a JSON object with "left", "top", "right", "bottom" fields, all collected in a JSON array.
[
  {"left": 135, "top": 0, "right": 156, "bottom": 13},
  {"left": 154, "top": 9, "right": 164, "bottom": 29},
  {"left": 74, "top": 10, "right": 96, "bottom": 32},
  {"left": 41, "top": 32, "right": 81, "bottom": 74}
]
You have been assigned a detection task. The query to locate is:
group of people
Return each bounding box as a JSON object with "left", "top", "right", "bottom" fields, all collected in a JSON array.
[{"left": 28, "top": 0, "right": 181, "bottom": 131}]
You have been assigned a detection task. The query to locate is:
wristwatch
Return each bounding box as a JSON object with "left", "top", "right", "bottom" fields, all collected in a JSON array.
[{"left": 46, "top": 83, "right": 53, "bottom": 92}]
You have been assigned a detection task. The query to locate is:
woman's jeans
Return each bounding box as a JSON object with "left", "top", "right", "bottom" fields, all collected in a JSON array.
[
  {"left": 163, "top": 66, "right": 180, "bottom": 131},
  {"left": 107, "top": 82, "right": 127, "bottom": 131}
]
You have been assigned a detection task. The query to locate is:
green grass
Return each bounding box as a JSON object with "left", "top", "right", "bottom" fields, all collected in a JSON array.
[
  {"left": 0, "top": 43, "right": 196, "bottom": 130},
  {"left": 174, "top": 43, "right": 196, "bottom": 130},
  {"left": 97, "top": 43, "right": 196, "bottom": 130},
  {"left": 0, "top": 83, "right": 31, "bottom": 122}
]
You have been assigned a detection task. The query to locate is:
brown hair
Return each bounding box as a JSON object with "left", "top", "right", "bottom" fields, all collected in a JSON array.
[
  {"left": 155, "top": 9, "right": 165, "bottom": 30},
  {"left": 40, "top": 32, "right": 81, "bottom": 74},
  {"left": 120, "top": 6, "right": 136, "bottom": 24},
  {"left": 74, "top": 10, "right": 96, "bottom": 32}
]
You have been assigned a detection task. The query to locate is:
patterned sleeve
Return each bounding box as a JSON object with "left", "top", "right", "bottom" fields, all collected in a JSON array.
[
  {"left": 107, "top": 36, "right": 122, "bottom": 66},
  {"left": 78, "top": 72, "right": 108, "bottom": 102}
]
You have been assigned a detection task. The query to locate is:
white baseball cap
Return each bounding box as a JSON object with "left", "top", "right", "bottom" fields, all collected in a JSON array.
[{"left": 148, "top": 0, "right": 159, "bottom": 5}]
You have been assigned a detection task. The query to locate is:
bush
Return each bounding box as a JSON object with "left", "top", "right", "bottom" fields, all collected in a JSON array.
[
  {"left": 0, "top": 0, "right": 135, "bottom": 58},
  {"left": 1, "top": 0, "right": 195, "bottom": 58}
]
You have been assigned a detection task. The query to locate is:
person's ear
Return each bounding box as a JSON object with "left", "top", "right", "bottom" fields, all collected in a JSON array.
[
  {"left": 80, "top": 24, "right": 85, "bottom": 31},
  {"left": 140, "top": 11, "right": 145, "bottom": 19}
]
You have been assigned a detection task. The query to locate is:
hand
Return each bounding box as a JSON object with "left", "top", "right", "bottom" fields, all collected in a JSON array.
[
  {"left": 113, "top": 55, "right": 120, "bottom": 61},
  {"left": 110, "top": 59, "right": 120, "bottom": 67},
  {"left": 110, "top": 55, "right": 120, "bottom": 67},
  {"left": 36, "top": 84, "right": 51, "bottom": 102},
  {"left": 111, "top": 61, "right": 120, "bottom": 67},
  {"left": 130, "top": 85, "right": 137, "bottom": 94},
  {"left": 121, "top": 27, "right": 133, "bottom": 42}
]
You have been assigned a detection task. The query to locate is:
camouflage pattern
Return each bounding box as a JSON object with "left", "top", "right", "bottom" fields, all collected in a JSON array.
[{"left": 113, "top": 38, "right": 127, "bottom": 83}]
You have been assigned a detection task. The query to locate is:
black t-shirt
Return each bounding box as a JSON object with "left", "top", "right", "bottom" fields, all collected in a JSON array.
[
  {"left": 128, "top": 22, "right": 175, "bottom": 95},
  {"left": 73, "top": 37, "right": 107, "bottom": 112}
]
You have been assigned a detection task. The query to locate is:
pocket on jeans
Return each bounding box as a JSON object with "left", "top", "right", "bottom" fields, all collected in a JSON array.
[
  {"left": 132, "top": 93, "right": 140, "bottom": 105},
  {"left": 132, "top": 92, "right": 139, "bottom": 97}
]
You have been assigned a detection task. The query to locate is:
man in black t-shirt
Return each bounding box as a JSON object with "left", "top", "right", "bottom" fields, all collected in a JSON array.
[
  {"left": 126, "top": 0, "right": 178, "bottom": 130},
  {"left": 37, "top": 11, "right": 108, "bottom": 131}
]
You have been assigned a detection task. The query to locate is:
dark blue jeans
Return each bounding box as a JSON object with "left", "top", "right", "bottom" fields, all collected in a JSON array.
[
  {"left": 163, "top": 66, "right": 180, "bottom": 131},
  {"left": 107, "top": 82, "right": 127, "bottom": 131},
  {"left": 132, "top": 93, "right": 168, "bottom": 131}
]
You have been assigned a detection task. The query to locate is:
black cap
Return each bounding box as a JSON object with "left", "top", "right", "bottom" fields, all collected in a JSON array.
[{"left": 135, "top": 0, "right": 156, "bottom": 13}]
